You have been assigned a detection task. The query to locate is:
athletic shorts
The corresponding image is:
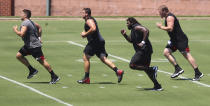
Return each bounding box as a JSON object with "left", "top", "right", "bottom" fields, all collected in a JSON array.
[
  {"left": 18, "top": 46, "right": 45, "bottom": 61},
  {"left": 130, "top": 50, "right": 152, "bottom": 66},
  {"left": 166, "top": 40, "right": 190, "bottom": 53},
  {"left": 83, "top": 41, "right": 108, "bottom": 58}
]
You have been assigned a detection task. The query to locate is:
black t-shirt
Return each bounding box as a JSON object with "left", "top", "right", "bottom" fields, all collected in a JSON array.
[
  {"left": 130, "top": 23, "right": 153, "bottom": 53},
  {"left": 165, "top": 13, "right": 188, "bottom": 43},
  {"left": 84, "top": 16, "right": 104, "bottom": 45}
]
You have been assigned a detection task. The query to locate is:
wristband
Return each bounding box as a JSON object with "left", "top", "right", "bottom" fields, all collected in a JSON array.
[
  {"left": 141, "top": 41, "right": 145, "bottom": 44},
  {"left": 123, "top": 34, "right": 128, "bottom": 38},
  {"left": 38, "top": 37, "right": 41, "bottom": 40}
]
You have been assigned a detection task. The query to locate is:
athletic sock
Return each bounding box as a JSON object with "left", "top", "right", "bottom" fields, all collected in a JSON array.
[
  {"left": 148, "top": 67, "right": 153, "bottom": 71},
  {"left": 154, "top": 82, "right": 161, "bottom": 87},
  {"left": 194, "top": 67, "right": 201, "bottom": 74},
  {"left": 113, "top": 67, "right": 118, "bottom": 73},
  {"left": 145, "top": 67, "right": 153, "bottom": 75},
  {"left": 144, "top": 70, "right": 159, "bottom": 85},
  {"left": 85, "top": 72, "right": 89, "bottom": 78},
  {"left": 28, "top": 65, "right": 35, "bottom": 72},
  {"left": 175, "top": 64, "right": 182, "bottom": 71},
  {"left": 49, "top": 70, "right": 56, "bottom": 76}
]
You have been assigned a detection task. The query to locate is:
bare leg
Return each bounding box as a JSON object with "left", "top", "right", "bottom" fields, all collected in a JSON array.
[
  {"left": 100, "top": 56, "right": 124, "bottom": 83},
  {"left": 182, "top": 52, "right": 198, "bottom": 69},
  {"left": 16, "top": 52, "right": 30, "bottom": 67},
  {"left": 100, "top": 56, "right": 116, "bottom": 69},
  {"left": 163, "top": 48, "right": 177, "bottom": 66},
  {"left": 16, "top": 52, "right": 39, "bottom": 79},
  {"left": 83, "top": 54, "right": 91, "bottom": 73},
  {"left": 163, "top": 48, "right": 184, "bottom": 78},
  {"left": 38, "top": 59, "right": 53, "bottom": 72},
  {"left": 182, "top": 52, "right": 203, "bottom": 80},
  {"left": 77, "top": 54, "right": 91, "bottom": 84},
  {"left": 38, "top": 58, "right": 59, "bottom": 83}
]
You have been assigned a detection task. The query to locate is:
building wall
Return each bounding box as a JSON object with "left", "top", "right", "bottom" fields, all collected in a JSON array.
[
  {"left": 11, "top": 0, "right": 210, "bottom": 16},
  {"left": 0, "top": 0, "right": 13, "bottom": 16},
  {"left": 14, "top": 0, "right": 46, "bottom": 16}
]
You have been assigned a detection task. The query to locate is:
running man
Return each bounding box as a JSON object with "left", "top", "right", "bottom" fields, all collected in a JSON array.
[
  {"left": 121, "top": 17, "right": 162, "bottom": 91},
  {"left": 13, "top": 9, "right": 60, "bottom": 84},
  {"left": 77, "top": 8, "right": 124, "bottom": 84},
  {"left": 156, "top": 5, "right": 203, "bottom": 81}
]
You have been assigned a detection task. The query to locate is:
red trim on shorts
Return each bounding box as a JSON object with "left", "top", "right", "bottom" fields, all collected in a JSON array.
[
  {"left": 40, "top": 56, "right": 45, "bottom": 61},
  {"left": 146, "top": 63, "right": 150, "bottom": 67},
  {"left": 185, "top": 47, "right": 190, "bottom": 52}
]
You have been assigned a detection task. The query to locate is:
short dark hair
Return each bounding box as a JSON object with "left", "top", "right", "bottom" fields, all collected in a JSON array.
[
  {"left": 127, "top": 17, "right": 141, "bottom": 25},
  {"left": 83, "top": 8, "right": 91, "bottom": 16},
  {"left": 23, "top": 9, "right": 31, "bottom": 18},
  {"left": 158, "top": 5, "right": 169, "bottom": 12}
]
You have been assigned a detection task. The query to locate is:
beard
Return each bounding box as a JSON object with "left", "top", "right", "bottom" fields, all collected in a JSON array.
[
  {"left": 21, "top": 16, "right": 25, "bottom": 21},
  {"left": 127, "top": 24, "right": 132, "bottom": 30},
  {"left": 82, "top": 16, "right": 86, "bottom": 19}
]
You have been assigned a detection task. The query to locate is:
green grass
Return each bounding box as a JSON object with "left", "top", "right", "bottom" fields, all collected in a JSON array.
[{"left": 0, "top": 19, "right": 210, "bottom": 106}]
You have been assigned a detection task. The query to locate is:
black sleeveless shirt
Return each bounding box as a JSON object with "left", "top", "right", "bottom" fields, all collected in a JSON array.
[
  {"left": 130, "top": 23, "right": 153, "bottom": 52},
  {"left": 84, "top": 16, "right": 104, "bottom": 44},
  {"left": 165, "top": 13, "right": 188, "bottom": 43}
]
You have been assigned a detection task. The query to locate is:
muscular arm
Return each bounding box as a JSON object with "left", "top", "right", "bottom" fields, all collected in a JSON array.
[
  {"left": 135, "top": 26, "right": 149, "bottom": 47},
  {"left": 156, "top": 16, "right": 174, "bottom": 32},
  {"left": 120, "top": 29, "right": 132, "bottom": 43},
  {"left": 135, "top": 26, "right": 149, "bottom": 42},
  {"left": 81, "top": 19, "right": 96, "bottom": 37},
  {"left": 13, "top": 25, "right": 27, "bottom": 37}
]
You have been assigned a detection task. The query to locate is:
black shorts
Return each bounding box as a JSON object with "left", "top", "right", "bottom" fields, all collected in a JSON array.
[
  {"left": 166, "top": 40, "right": 190, "bottom": 53},
  {"left": 130, "top": 50, "right": 152, "bottom": 66},
  {"left": 84, "top": 41, "right": 108, "bottom": 58},
  {"left": 18, "top": 46, "right": 45, "bottom": 61}
]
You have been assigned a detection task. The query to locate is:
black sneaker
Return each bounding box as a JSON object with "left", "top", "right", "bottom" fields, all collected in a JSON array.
[
  {"left": 49, "top": 75, "right": 60, "bottom": 84},
  {"left": 171, "top": 69, "right": 184, "bottom": 78},
  {"left": 27, "top": 69, "right": 38, "bottom": 79},
  {"left": 192, "top": 73, "right": 204, "bottom": 81},
  {"left": 153, "top": 84, "right": 163, "bottom": 91},
  {"left": 116, "top": 69, "right": 124, "bottom": 83}
]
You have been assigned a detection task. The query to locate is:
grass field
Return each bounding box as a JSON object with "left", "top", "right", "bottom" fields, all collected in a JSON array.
[{"left": 0, "top": 18, "right": 210, "bottom": 106}]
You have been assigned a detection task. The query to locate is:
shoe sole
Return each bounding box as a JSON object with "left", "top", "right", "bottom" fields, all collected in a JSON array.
[
  {"left": 77, "top": 78, "right": 90, "bottom": 84},
  {"left": 171, "top": 70, "right": 184, "bottom": 78},
  {"left": 27, "top": 70, "right": 38, "bottom": 79},
  {"left": 77, "top": 81, "right": 90, "bottom": 84},
  {"left": 192, "top": 73, "right": 204, "bottom": 81},
  {"left": 152, "top": 88, "right": 163, "bottom": 91},
  {"left": 118, "top": 71, "right": 124, "bottom": 83},
  {"left": 49, "top": 77, "right": 60, "bottom": 84}
]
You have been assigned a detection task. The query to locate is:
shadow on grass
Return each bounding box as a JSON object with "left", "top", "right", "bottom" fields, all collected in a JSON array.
[
  {"left": 137, "top": 88, "right": 164, "bottom": 91},
  {"left": 24, "top": 82, "right": 60, "bottom": 84},
  {"left": 90, "top": 82, "right": 128, "bottom": 85},
  {"left": 91, "top": 82, "right": 116, "bottom": 84},
  {"left": 173, "top": 78, "right": 192, "bottom": 80}
]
